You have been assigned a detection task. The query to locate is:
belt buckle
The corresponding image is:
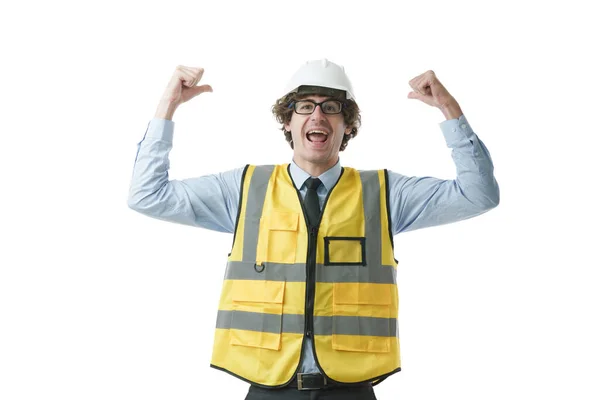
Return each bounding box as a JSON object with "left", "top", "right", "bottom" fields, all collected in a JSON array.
[{"left": 296, "top": 373, "right": 327, "bottom": 390}]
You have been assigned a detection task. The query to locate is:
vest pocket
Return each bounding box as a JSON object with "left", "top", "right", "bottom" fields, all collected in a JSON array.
[
  {"left": 324, "top": 237, "right": 366, "bottom": 266},
  {"left": 229, "top": 280, "right": 286, "bottom": 351},
  {"left": 262, "top": 211, "right": 299, "bottom": 264},
  {"left": 332, "top": 283, "right": 391, "bottom": 353}
]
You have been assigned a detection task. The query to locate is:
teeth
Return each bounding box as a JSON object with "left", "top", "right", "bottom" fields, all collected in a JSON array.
[{"left": 306, "top": 129, "right": 329, "bottom": 143}]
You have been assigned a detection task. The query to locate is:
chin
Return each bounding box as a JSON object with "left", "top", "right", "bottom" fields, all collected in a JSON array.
[{"left": 307, "top": 154, "right": 332, "bottom": 164}]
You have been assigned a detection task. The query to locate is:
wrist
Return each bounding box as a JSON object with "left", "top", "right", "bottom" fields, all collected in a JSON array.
[{"left": 440, "top": 98, "right": 463, "bottom": 120}]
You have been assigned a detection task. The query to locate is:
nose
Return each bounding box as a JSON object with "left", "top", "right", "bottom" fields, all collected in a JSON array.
[{"left": 310, "top": 103, "right": 327, "bottom": 122}]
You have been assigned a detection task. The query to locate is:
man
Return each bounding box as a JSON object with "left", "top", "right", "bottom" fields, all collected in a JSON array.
[{"left": 128, "top": 59, "right": 500, "bottom": 400}]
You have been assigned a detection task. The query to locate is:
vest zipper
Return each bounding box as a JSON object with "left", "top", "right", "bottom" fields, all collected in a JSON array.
[
  {"left": 294, "top": 190, "right": 321, "bottom": 374},
  {"left": 306, "top": 224, "right": 319, "bottom": 340},
  {"left": 287, "top": 164, "right": 345, "bottom": 379}
]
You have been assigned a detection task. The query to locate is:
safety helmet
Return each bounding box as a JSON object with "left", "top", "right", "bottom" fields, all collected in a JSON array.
[{"left": 282, "top": 59, "right": 356, "bottom": 100}]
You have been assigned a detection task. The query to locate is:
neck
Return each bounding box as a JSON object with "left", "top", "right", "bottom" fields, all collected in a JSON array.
[{"left": 293, "top": 156, "right": 338, "bottom": 177}]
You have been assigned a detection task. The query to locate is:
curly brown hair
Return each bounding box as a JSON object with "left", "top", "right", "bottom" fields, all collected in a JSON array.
[{"left": 271, "top": 90, "right": 361, "bottom": 151}]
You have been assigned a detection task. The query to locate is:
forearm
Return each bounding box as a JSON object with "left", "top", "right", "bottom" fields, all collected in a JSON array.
[
  {"left": 154, "top": 100, "right": 178, "bottom": 120},
  {"left": 127, "top": 120, "right": 180, "bottom": 212},
  {"left": 390, "top": 115, "right": 500, "bottom": 234},
  {"left": 444, "top": 115, "right": 500, "bottom": 207}
]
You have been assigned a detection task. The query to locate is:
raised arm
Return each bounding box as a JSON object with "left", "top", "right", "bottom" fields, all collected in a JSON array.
[
  {"left": 389, "top": 115, "right": 499, "bottom": 235},
  {"left": 389, "top": 70, "right": 500, "bottom": 234},
  {"left": 127, "top": 65, "right": 243, "bottom": 233}
]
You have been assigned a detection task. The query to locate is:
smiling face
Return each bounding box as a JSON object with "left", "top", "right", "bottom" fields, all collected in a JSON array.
[{"left": 284, "top": 94, "right": 352, "bottom": 173}]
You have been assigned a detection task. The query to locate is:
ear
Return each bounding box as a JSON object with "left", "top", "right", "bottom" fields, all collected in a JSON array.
[
  {"left": 344, "top": 126, "right": 352, "bottom": 135},
  {"left": 285, "top": 122, "right": 291, "bottom": 132}
]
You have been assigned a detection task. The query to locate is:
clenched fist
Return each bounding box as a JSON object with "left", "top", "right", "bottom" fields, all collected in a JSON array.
[
  {"left": 407, "top": 70, "right": 456, "bottom": 109},
  {"left": 155, "top": 66, "right": 212, "bottom": 120},
  {"left": 407, "top": 70, "right": 463, "bottom": 120},
  {"left": 161, "top": 65, "right": 212, "bottom": 106}
]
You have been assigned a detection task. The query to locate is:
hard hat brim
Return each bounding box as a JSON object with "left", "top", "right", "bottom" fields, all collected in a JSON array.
[{"left": 295, "top": 85, "right": 346, "bottom": 100}]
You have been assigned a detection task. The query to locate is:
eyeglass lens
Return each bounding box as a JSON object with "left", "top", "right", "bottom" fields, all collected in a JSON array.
[{"left": 295, "top": 100, "right": 342, "bottom": 114}]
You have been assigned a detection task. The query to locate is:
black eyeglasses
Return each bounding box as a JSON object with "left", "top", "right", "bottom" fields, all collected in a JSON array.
[{"left": 289, "top": 99, "right": 344, "bottom": 115}]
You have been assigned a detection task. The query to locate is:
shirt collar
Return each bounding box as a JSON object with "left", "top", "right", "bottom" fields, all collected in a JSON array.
[{"left": 290, "top": 159, "right": 342, "bottom": 191}]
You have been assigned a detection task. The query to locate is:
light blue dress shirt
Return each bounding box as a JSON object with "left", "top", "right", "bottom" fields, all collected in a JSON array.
[{"left": 127, "top": 114, "right": 500, "bottom": 373}]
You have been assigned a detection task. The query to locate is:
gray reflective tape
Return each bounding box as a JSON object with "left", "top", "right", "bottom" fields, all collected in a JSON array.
[
  {"left": 224, "top": 261, "right": 306, "bottom": 281},
  {"left": 217, "top": 310, "right": 396, "bottom": 337},
  {"left": 225, "top": 261, "right": 395, "bottom": 284},
  {"left": 216, "top": 310, "right": 304, "bottom": 334},
  {"left": 359, "top": 170, "right": 382, "bottom": 269},
  {"left": 314, "top": 315, "right": 397, "bottom": 337},
  {"left": 242, "top": 165, "right": 274, "bottom": 262},
  {"left": 316, "top": 263, "right": 396, "bottom": 284}
]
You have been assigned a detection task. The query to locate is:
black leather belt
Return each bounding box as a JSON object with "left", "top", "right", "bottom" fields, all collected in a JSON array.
[
  {"left": 294, "top": 373, "right": 327, "bottom": 390},
  {"left": 292, "top": 373, "right": 371, "bottom": 391}
]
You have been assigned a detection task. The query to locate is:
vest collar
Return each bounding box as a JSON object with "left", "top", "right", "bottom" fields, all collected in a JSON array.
[{"left": 289, "top": 159, "right": 342, "bottom": 191}]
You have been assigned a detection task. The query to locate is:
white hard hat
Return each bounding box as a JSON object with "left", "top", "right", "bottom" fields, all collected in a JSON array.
[{"left": 282, "top": 59, "right": 356, "bottom": 100}]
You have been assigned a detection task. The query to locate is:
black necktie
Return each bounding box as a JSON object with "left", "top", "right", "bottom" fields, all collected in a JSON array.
[{"left": 304, "top": 178, "right": 322, "bottom": 227}]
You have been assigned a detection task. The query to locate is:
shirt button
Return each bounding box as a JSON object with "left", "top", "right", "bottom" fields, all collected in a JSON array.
[
  {"left": 460, "top": 124, "right": 467, "bottom": 129},
  {"left": 452, "top": 128, "right": 457, "bottom": 133}
]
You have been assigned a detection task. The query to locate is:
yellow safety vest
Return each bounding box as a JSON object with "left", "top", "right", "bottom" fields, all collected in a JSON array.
[{"left": 210, "top": 164, "right": 400, "bottom": 387}]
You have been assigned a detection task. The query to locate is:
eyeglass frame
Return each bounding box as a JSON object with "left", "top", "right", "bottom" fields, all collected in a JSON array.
[{"left": 287, "top": 99, "right": 346, "bottom": 115}]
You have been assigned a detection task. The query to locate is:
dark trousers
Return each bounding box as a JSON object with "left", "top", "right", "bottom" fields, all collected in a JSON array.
[{"left": 244, "top": 384, "right": 378, "bottom": 400}]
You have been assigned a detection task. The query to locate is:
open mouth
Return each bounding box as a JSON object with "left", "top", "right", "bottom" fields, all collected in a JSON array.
[{"left": 306, "top": 130, "right": 329, "bottom": 143}]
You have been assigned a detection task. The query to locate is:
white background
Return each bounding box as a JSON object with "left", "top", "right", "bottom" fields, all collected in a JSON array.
[{"left": 1, "top": 0, "right": 599, "bottom": 399}]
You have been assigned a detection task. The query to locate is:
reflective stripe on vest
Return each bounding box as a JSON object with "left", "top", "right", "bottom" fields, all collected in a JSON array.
[{"left": 210, "top": 164, "right": 400, "bottom": 387}]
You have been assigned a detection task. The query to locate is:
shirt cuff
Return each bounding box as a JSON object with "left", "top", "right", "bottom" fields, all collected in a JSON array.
[
  {"left": 142, "top": 118, "right": 175, "bottom": 142},
  {"left": 439, "top": 114, "right": 474, "bottom": 148}
]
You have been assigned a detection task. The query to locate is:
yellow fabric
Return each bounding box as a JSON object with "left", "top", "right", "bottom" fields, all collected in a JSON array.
[
  {"left": 232, "top": 280, "right": 286, "bottom": 305},
  {"left": 332, "top": 334, "right": 390, "bottom": 353},
  {"left": 219, "top": 280, "right": 306, "bottom": 315},
  {"left": 314, "top": 282, "right": 397, "bottom": 318},
  {"left": 315, "top": 335, "right": 401, "bottom": 382},
  {"left": 328, "top": 239, "right": 362, "bottom": 263},
  {"left": 212, "top": 328, "right": 304, "bottom": 384},
  {"left": 333, "top": 282, "right": 392, "bottom": 306},
  {"left": 210, "top": 164, "right": 400, "bottom": 386}
]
